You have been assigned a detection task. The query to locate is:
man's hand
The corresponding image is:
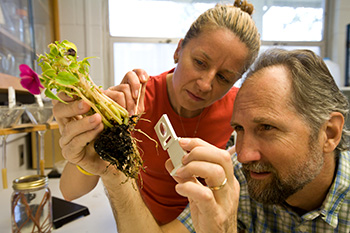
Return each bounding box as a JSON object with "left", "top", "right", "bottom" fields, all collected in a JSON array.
[{"left": 166, "top": 138, "right": 239, "bottom": 233}]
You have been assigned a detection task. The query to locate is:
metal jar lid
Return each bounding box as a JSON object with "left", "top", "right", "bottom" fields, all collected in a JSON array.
[{"left": 12, "top": 175, "right": 48, "bottom": 191}]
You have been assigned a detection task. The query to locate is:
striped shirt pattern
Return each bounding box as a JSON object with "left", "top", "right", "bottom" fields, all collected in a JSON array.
[{"left": 178, "top": 151, "right": 350, "bottom": 233}]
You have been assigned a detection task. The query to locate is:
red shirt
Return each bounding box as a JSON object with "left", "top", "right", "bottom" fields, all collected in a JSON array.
[{"left": 134, "top": 69, "right": 238, "bottom": 224}]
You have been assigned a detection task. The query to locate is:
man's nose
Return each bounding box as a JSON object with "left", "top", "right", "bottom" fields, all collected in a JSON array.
[{"left": 236, "top": 136, "right": 261, "bottom": 163}]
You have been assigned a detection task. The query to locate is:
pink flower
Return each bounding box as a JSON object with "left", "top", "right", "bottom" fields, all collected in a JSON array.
[{"left": 19, "top": 64, "right": 44, "bottom": 95}]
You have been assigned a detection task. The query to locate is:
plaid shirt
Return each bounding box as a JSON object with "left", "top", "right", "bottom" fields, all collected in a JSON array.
[{"left": 178, "top": 151, "right": 350, "bottom": 233}]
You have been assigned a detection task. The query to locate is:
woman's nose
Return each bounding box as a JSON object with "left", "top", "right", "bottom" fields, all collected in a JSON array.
[{"left": 196, "top": 73, "right": 214, "bottom": 92}]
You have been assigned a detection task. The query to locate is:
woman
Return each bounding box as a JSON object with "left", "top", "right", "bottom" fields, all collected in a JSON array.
[{"left": 56, "top": 0, "right": 260, "bottom": 226}]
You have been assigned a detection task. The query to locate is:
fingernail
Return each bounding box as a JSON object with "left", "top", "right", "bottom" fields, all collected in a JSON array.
[
  {"left": 134, "top": 89, "right": 139, "bottom": 99},
  {"left": 78, "top": 101, "right": 84, "bottom": 110},
  {"left": 141, "top": 75, "right": 146, "bottom": 81},
  {"left": 175, "top": 167, "right": 183, "bottom": 176},
  {"left": 179, "top": 138, "right": 190, "bottom": 145},
  {"left": 182, "top": 154, "right": 189, "bottom": 164},
  {"left": 89, "top": 116, "right": 96, "bottom": 123}
]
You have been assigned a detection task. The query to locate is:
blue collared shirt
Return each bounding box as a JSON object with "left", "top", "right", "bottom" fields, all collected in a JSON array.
[{"left": 178, "top": 151, "right": 350, "bottom": 232}]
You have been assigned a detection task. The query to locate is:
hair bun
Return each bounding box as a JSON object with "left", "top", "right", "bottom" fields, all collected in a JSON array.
[{"left": 234, "top": 0, "right": 254, "bottom": 15}]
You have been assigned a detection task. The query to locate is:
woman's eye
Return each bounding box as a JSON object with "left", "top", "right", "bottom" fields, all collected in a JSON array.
[
  {"left": 195, "top": 59, "right": 204, "bottom": 67},
  {"left": 217, "top": 73, "right": 229, "bottom": 83}
]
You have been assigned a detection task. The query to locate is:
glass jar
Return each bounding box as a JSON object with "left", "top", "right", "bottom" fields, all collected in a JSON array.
[{"left": 11, "top": 175, "right": 52, "bottom": 233}]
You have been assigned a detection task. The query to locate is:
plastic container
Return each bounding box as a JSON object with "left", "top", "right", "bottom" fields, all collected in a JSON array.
[{"left": 11, "top": 175, "right": 52, "bottom": 233}]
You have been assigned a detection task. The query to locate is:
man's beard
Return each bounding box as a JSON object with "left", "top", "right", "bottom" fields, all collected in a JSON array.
[{"left": 242, "top": 135, "right": 324, "bottom": 204}]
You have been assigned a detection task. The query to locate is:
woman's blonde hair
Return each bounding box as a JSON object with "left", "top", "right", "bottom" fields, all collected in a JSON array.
[{"left": 182, "top": 0, "right": 261, "bottom": 74}]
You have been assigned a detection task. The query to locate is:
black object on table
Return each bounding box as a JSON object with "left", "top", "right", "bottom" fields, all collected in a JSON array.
[
  {"left": 52, "top": 196, "right": 90, "bottom": 229},
  {"left": 47, "top": 168, "right": 61, "bottom": 178}
]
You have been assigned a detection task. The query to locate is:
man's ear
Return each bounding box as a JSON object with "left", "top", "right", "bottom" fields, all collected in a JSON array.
[{"left": 323, "top": 112, "right": 344, "bottom": 153}]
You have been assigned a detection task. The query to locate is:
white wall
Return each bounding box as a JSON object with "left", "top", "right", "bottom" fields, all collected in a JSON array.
[
  {"left": 58, "top": 0, "right": 110, "bottom": 88},
  {"left": 58, "top": 0, "right": 350, "bottom": 88}
]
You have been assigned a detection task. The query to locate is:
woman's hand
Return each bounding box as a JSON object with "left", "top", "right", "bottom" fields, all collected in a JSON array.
[
  {"left": 104, "top": 69, "right": 149, "bottom": 116},
  {"left": 52, "top": 93, "right": 110, "bottom": 175},
  {"left": 165, "top": 138, "right": 239, "bottom": 233}
]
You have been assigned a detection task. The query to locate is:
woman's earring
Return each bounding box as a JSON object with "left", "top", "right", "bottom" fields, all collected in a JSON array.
[{"left": 174, "top": 58, "right": 178, "bottom": 64}]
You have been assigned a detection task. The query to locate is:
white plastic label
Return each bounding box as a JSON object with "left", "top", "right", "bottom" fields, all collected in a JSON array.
[{"left": 154, "top": 114, "right": 186, "bottom": 176}]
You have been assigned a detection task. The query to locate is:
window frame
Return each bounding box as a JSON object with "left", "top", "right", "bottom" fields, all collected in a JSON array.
[{"left": 108, "top": 0, "right": 329, "bottom": 86}]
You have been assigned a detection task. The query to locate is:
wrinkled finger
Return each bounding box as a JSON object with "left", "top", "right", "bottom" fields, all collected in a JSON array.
[
  {"left": 106, "top": 84, "right": 137, "bottom": 115},
  {"left": 180, "top": 138, "right": 230, "bottom": 165},
  {"left": 178, "top": 138, "right": 235, "bottom": 202},
  {"left": 53, "top": 99, "right": 91, "bottom": 128},
  {"left": 59, "top": 113, "right": 102, "bottom": 146},
  {"left": 132, "top": 69, "right": 149, "bottom": 84},
  {"left": 176, "top": 180, "right": 214, "bottom": 203},
  {"left": 104, "top": 86, "right": 127, "bottom": 108},
  {"left": 60, "top": 125, "right": 103, "bottom": 164},
  {"left": 165, "top": 159, "right": 174, "bottom": 173},
  {"left": 59, "top": 114, "right": 103, "bottom": 163},
  {"left": 180, "top": 138, "right": 234, "bottom": 182},
  {"left": 175, "top": 161, "right": 227, "bottom": 191},
  {"left": 177, "top": 181, "right": 237, "bottom": 233},
  {"left": 120, "top": 70, "right": 142, "bottom": 98},
  {"left": 165, "top": 159, "right": 197, "bottom": 184}
]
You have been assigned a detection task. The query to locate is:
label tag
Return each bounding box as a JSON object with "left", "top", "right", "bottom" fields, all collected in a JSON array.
[{"left": 154, "top": 114, "right": 186, "bottom": 176}]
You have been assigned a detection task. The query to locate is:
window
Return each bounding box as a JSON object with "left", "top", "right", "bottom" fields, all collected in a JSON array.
[
  {"left": 108, "top": 0, "right": 216, "bottom": 84},
  {"left": 254, "top": 0, "right": 326, "bottom": 57},
  {"left": 109, "top": 0, "right": 327, "bottom": 85}
]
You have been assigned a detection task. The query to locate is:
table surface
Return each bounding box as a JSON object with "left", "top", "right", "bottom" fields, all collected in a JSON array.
[{"left": 0, "top": 169, "right": 118, "bottom": 233}]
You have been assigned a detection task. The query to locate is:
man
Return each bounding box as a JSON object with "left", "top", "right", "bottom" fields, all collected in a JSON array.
[
  {"left": 176, "top": 48, "right": 350, "bottom": 232},
  {"left": 53, "top": 48, "right": 350, "bottom": 232}
]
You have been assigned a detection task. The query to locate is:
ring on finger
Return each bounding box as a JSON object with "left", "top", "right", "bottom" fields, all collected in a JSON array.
[{"left": 209, "top": 177, "right": 227, "bottom": 191}]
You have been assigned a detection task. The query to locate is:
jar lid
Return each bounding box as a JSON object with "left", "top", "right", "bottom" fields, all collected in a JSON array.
[{"left": 12, "top": 175, "right": 48, "bottom": 191}]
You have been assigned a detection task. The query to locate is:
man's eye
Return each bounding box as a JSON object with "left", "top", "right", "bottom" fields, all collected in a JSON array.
[{"left": 261, "top": 124, "right": 274, "bottom": 130}]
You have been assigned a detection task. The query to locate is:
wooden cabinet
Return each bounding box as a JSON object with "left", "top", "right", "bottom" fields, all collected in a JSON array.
[{"left": 31, "top": 128, "right": 64, "bottom": 169}]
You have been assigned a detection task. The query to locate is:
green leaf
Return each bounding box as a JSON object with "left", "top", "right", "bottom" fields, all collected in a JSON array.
[
  {"left": 46, "top": 53, "right": 55, "bottom": 59},
  {"left": 43, "top": 69, "right": 56, "bottom": 78},
  {"left": 44, "top": 89, "right": 67, "bottom": 104},
  {"left": 78, "top": 66, "right": 88, "bottom": 76},
  {"left": 41, "top": 62, "right": 52, "bottom": 72},
  {"left": 57, "top": 57, "right": 69, "bottom": 67},
  {"left": 82, "top": 56, "right": 97, "bottom": 63},
  {"left": 56, "top": 71, "right": 79, "bottom": 85},
  {"left": 37, "top": 54, "right": 45, "bottom": 62},
  {"left": 69, "top": 63, "right": 79, "bottom": 70},
  {"left": 62, "top": 40, "right": 78, "bottom": 53},
  {"left": 49, "top": 44, "right": 59, "bottom": 57},
  {"left": 39, "top": 77, "right": 45, "bottom": 84}
]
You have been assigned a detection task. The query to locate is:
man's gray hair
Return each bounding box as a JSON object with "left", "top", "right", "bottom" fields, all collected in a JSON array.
[{"left": 245, "top": 48, "right": 350, "bottom": 152}]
